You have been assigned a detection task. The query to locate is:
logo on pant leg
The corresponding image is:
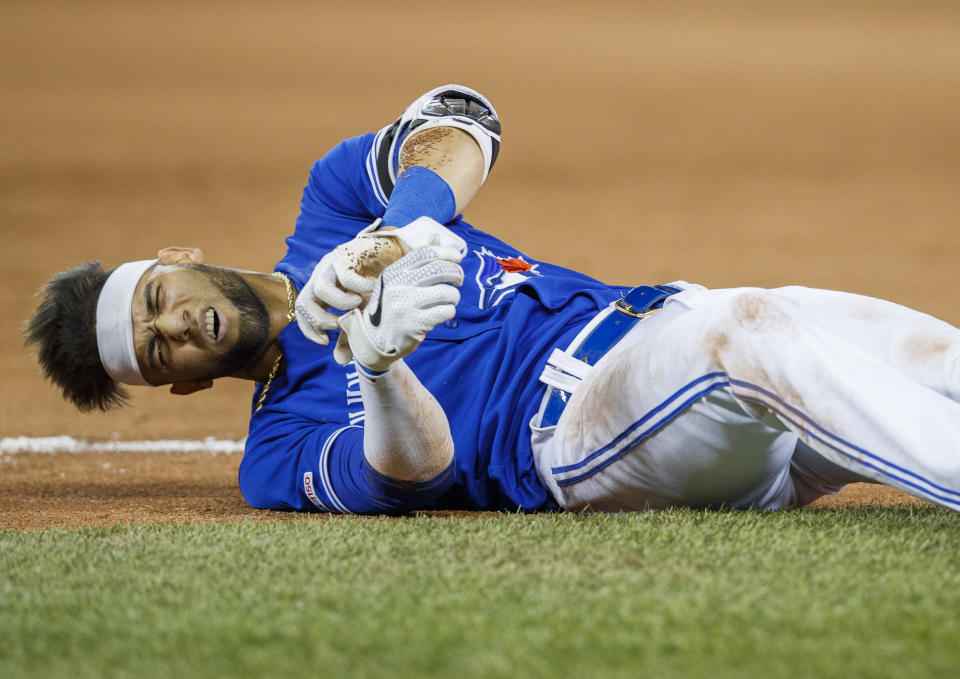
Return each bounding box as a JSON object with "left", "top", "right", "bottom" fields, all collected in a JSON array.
[{"left": 474, "top": 247, "right": 541, "bottom": 309}]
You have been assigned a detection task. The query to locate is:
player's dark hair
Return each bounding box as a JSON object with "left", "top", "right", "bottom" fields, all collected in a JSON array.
[{"left": 24, "top": 261, "right": 128, "bottom": 411}]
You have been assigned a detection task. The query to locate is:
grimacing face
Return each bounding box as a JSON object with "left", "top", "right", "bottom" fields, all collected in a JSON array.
[{"left": 130, "top": 263, "right": 270, "bottom": 385}]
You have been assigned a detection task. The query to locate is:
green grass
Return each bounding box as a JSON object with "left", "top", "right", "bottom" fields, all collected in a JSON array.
[{"left": 2, "top": 507, "right": 959, "bottom": 679}]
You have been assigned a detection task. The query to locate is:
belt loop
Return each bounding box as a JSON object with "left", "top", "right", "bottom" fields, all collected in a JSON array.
[
  {"left": 546, "top": 348, "right": 592, "bottom": 380},
  {"left": 537, "top": 284, "right": 681, "bottom": 428}
]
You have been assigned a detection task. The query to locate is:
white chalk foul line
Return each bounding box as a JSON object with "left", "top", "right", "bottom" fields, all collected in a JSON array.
[{"left": 0, "top": 436, "right": 246, "bottom": 455}]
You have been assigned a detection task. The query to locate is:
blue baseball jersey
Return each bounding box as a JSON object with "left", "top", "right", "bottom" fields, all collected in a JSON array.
[{"left": 239, "top": 132, "right": 629, "bottom": 514}]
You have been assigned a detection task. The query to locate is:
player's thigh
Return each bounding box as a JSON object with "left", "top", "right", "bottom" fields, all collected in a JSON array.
[
  {"left": 552, "top": 384, "right": 799, "bottom": 511},
  {"left": 546, "top": 299, "right": 800, "bottom": 511},
  {"left": 772, "top": 286, "right": 960, "bottom": 400}
]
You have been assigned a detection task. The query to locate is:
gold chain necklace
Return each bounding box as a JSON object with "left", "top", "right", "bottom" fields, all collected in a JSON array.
[{"left": 255, "top": 272, "right": 296, "bottom": 412}]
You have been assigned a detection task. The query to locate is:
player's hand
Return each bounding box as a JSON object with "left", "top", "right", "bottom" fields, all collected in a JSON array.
[
  {"left": 295, "top": 217, "right": 466, "bottom": 345},
  {"left": 334, "top": 245, "right": 464, "bottom": 372}
]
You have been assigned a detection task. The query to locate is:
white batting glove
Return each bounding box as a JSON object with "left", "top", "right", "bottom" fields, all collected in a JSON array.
[
  {"left": 334, "top": 245, "right": 464, "bottom": 372},
  {"left": 295, "top": 217, "right": 467, "bottom": 345}
]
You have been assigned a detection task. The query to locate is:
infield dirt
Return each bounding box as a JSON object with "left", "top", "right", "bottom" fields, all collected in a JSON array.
[{"left": 3, "top": 1, "right": 958, "bottom": 529}]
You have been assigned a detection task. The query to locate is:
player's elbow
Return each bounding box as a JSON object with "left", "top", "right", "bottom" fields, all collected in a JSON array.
[
  {"left": 237, "top": 456, "right": 293, "bottom": 511},
  {"left": 239, "top": 480, "right": 287, "bottom": 511}
]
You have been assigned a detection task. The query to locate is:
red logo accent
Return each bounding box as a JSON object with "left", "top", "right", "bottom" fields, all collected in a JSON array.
[
  {"left": 304, "top": 472, "right": 325, "bottom": 510},
  {"left": 498, "top": 257, "right": 533, "bottom": 273}
]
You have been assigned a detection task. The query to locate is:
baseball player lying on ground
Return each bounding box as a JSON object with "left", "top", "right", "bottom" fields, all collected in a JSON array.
[{"left": 26, "top": 85, "right": 960, "bottom": 514}]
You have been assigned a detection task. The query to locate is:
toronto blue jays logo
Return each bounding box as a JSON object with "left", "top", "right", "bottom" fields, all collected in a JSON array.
[{"left": 473, "top": 247, "right": 541, "bottom": 309}]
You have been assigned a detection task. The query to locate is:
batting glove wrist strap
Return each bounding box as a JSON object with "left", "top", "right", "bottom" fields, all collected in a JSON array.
[{"left": 334, "top": 245, "right": 464, "bottom": 372}]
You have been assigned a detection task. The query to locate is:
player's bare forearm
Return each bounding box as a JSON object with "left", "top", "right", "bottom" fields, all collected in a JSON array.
[
  {"left": 335, "top": 245, "right": 462, "bottom": 484},
  {"left": 399, "top": 127, "right": 483, "bottom": 216},
  {"left": 357, "top": 360, "right": 454, "bottom": 482}
]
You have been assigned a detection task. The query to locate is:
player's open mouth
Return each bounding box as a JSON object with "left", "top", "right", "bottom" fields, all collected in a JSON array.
[{"left": 204, "top": 307, "right": 225, "bottom": 343}]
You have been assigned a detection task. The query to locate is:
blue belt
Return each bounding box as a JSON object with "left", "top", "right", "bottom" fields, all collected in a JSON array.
[{"left": 539, "top": 285, "right": 681, "bottom": 428}]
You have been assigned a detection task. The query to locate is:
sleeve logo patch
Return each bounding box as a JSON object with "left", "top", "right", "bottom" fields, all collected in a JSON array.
[
  {"left": 473, "top": 247, "right": 541, "bottom": 309},
  {"left": 303, "top": 471, "right": 330, "bottom": 512}
]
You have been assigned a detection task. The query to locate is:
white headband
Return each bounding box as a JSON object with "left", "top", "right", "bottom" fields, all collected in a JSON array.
[{"left": 96, "top": 259, "right": 158, "bottom": 386}]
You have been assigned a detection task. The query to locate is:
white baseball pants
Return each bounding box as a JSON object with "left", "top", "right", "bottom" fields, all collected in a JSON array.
[{"left": 530, "top": 283, "right": 960, "bottom": 511}]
